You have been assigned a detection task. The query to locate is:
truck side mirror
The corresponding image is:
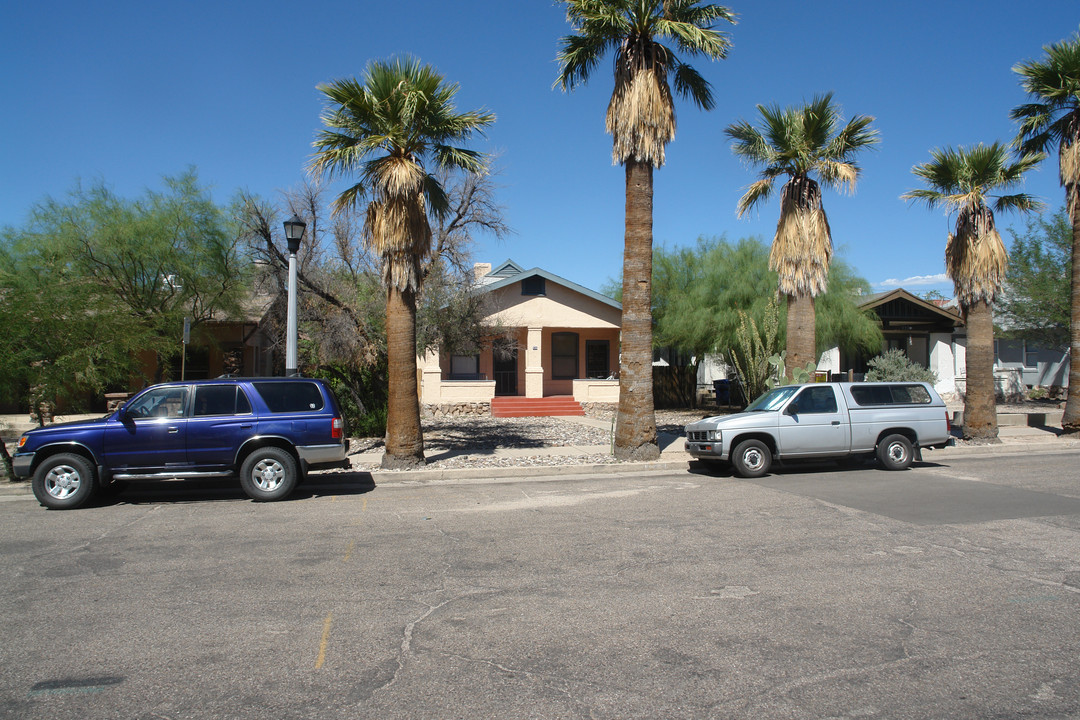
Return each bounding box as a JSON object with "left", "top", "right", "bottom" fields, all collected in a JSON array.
[{"left": 786, "top": 402, "right": 800, "bottom": 416}]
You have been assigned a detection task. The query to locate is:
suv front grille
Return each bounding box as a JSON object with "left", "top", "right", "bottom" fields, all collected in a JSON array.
[{"left": 687, "top": 430, "right": 711, "bottom": 442}]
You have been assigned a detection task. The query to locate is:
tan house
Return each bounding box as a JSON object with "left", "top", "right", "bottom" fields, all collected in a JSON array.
[{"left": 419, "top": 260, "right": 621, "bottom": 415}]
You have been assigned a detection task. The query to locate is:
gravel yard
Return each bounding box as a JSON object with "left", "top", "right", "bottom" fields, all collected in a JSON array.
[{"left": 348, "top": 409, "right": 714, "bottom": 472}]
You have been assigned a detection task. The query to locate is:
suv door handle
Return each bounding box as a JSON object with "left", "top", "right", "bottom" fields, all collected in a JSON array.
[{"left": 831, "top": 421, "right": 840, "bottom": 425}]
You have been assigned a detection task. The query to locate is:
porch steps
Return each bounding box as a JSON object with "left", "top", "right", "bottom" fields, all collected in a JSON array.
[{"left": 491, "top": 396, "right": 585, "bottom": 418}]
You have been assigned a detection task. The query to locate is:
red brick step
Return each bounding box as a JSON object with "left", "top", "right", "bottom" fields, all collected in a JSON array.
[{"left": 491, "top": 396, "right": 585, "bottom": 418}]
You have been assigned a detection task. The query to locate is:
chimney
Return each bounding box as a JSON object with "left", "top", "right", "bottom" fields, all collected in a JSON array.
[{"left": 473, "top": 262, "right": 492, "bottom": 283}]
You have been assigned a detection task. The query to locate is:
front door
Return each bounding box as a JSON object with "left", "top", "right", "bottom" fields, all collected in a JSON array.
[
  {"left": 103, "top": 385, "right": 191, "bottom": 470},
  {"left": 493, "top": 339, "right": 518, "bottom": 395}
]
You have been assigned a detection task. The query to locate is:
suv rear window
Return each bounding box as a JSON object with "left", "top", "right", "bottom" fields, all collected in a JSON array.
[
  {"left": 850, "top": 384, "right": 932, "bottom": 406},
  {"left": 252, "top": 381, "right": 325, "bottom": 413}
]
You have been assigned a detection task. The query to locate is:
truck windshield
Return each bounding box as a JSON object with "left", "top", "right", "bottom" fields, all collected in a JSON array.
[{"left": 745, "top": 386, "right": 799, "bottom": 412}]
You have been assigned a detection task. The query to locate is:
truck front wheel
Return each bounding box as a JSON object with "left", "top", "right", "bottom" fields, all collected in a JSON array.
[
  {"left": 877, "top": 434, "right": 913, "bottom": 471},
  {"left": 731, "top": 440, "right": 772, "bottom": 478}
]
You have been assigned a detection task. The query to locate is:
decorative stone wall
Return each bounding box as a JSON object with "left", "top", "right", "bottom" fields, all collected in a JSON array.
[{"left": 422, "top": 402, "right": 491, "bottom": 418}]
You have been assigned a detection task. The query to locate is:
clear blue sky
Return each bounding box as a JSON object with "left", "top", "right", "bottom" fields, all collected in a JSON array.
[{"left": 2, "top": 1, "right": 1077, "bottom": 299}]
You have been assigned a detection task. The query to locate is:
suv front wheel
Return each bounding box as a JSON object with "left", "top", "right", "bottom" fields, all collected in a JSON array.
[
  {"left": 239, "top": 447, "right": 298, "bottom": 502},
  {"left": 32, "top": 453, "right": 97, "bottom": 510}
]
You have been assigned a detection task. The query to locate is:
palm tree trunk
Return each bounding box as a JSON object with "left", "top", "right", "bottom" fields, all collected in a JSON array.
[
  {"left": 614, "top": 159, "right": 659, "bottom": 461},
  {"left": 1062, "top": 203, "right": 1080, "bottom": 434},
  {"left": 963, "top": 299, "right": 999, "bottom": 440},
  {"left": 382, "top": 286, "right": 425, "bottom": 469},
  {"left": 785, "top": 293, "right": 816, "bottom": 378}
]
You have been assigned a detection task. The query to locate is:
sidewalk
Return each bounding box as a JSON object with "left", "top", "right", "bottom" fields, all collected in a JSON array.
[{"left": 3, "top": 412, "right": 1079, "bottom": 497}]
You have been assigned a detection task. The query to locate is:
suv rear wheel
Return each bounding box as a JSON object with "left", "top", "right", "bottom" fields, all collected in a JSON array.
[
  {"left": 32, "top": 453, "right": 97, "bottom": 510},
  {"left": 239, "top": 447, "right": 298, "bottom": 502}
]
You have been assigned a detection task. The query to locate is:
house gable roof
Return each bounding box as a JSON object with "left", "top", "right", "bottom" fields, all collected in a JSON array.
[
  {"left": 476, "top": 260, "right": 621, "bottom": 311},
  {"left": 859, "top": 288, "right": 963, "bottom": 330}
]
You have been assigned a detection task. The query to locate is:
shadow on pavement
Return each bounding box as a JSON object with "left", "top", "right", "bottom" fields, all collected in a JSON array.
[{"left": 93, "top": 472, "right": 377, "bottom": 508}]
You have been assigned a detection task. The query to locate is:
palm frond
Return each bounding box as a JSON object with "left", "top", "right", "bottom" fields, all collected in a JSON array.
[
  {"left": 557, "top": 0, "right": 734, "bottom": 165},
  {"left": 735, "top": 177, "right": 775, "bottom": 218}
]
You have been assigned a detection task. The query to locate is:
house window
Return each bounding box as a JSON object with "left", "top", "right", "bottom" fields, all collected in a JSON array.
[
  {"left": 521, "top": 276, "right": 546, "bottom": 296},
  {"left": 551, "top": 332, "right": 578, "bottom": 379},
  {"left": 450, "top": 354, "right": 481, "bottom": 380},
  {"left": 586, "top": 340, "right": 610, "bottom": 379},
  {"left": 1024, "top": 341, "right": 1038, "bottom": 368}
]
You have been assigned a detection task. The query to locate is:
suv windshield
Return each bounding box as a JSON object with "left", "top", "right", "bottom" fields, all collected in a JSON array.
[{"left": 745, "top": 385, "right": 799, "bottom": 412}]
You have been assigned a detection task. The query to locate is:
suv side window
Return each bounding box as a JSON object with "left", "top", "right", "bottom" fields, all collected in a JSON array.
[
  {"left": 125, "top": 387, "right": 189, "bottom": 419},
  {"left": 252, "top": 381, "right": 325, "bottom": 413},
  {"left": 193, "top": 385, "right": 252, "bottom": 416}
]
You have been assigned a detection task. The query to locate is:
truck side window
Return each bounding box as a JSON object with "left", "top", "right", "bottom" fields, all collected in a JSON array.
[{"left": 795, "top": 386, "right": 837, "bottom": 414}]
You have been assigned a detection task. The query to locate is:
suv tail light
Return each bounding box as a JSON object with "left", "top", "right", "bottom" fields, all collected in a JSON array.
[
  {"left": 331, "top": 417, "right": 343, "bottom": 439},
  {"left": 945, "top": 411, "right": 951, "bottom": 432}
]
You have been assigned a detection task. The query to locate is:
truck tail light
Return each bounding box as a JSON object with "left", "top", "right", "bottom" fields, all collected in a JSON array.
[{"left": 331, "top": 417, "right": 343, "bottom": 439}]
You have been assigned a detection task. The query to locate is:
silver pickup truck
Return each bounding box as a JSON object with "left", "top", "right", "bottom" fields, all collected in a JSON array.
[{"left": 684, "top": 382, "right": 952, "bottom": 477}]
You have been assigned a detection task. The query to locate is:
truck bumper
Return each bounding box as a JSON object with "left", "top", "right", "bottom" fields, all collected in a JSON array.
[{"left": 684, "top": 440, "right": 727, "bottom": 462}]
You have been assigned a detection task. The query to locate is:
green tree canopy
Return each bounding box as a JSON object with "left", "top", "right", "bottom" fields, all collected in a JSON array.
[
  {"left": 0, "top": 170, "right": 248, "bottom": 412},
  {"left": 651, "top": 236, "right": 882, "bottom": 360},
  {"left": 998, "top": 207, "right": 1073, "bottom": 349}
]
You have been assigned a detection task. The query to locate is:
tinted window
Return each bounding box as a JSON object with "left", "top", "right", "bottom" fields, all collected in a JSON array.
[
  {"left": 252, "top": 381, "right": 325, "bottom": 413},
  {"left": 850, "top": 384, "right": 932, "bottom": 406},
  {"left": 193, "top": 385, "right": 252, "bottom": 416}
]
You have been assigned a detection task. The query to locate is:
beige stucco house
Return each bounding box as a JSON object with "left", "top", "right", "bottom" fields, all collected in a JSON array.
[{"left": 419, "top": 260, "right": 621, "bottom": 413}]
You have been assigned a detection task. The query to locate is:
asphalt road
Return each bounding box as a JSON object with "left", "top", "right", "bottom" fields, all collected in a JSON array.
[{"left": 2, "top": 450, "right": 1080, "bottom": 719}]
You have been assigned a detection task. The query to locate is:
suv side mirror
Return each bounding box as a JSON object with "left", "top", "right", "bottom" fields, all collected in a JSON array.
[{"left": 786, "top": 401, "right": 800, "bottom": 416}]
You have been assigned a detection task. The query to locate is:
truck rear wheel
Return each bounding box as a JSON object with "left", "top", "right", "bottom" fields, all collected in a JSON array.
[
  {"left": 877, "top": 434, "right": 913, "bottom": 471},
  {"left": 731, "top": 440, "right": 771, "bottom": 478}
]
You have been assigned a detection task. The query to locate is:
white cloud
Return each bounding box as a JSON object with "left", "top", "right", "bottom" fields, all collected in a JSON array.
[{"left": 877, "top": 273, "right": 950, "bottom": 288}]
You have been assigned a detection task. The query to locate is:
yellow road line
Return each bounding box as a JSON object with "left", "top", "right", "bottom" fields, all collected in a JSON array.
[
  {"left": 315, "top": 612, "right": 333, "bottom": 669},
  {"left": 343, "top": 540, "right": 355, "bottom": 562}
]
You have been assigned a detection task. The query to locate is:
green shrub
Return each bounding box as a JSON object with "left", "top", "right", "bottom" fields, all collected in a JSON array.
[{"left": 864, "top": 349, "right": 938, "bottom": 384}]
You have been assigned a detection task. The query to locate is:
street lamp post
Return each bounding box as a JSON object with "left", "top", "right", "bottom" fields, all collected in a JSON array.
[{"left": 282, "top": 214, "right": 306, "bottom": 377}]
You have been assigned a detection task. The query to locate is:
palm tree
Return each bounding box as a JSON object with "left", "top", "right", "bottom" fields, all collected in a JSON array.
[
  {"left": 310, "top": 58, "right": 494, "bottom": 469},
  {"left": 1012, "top": 30, "right": 1080, "bottom": 435},
  {"left": 725, "top": 93, "right": 878, "bottom": 374},
  {"left": 902, "top": 143, "right": 1044, "bottom": 440},
  {"left": 556, "top": 0, "right": 735, "bottom": 461}
]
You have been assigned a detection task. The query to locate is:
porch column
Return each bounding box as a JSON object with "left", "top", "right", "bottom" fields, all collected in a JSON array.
[
  {"left": 525, "top": 326, "right": 543, "bottom": 398},
  {"left": 419, "top": 349, "right": 442, "bottom": 404}
]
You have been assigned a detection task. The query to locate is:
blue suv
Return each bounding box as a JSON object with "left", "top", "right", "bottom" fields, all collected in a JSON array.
[{"left": 13, "top": 377, "right": 349, "bottom": 509}]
